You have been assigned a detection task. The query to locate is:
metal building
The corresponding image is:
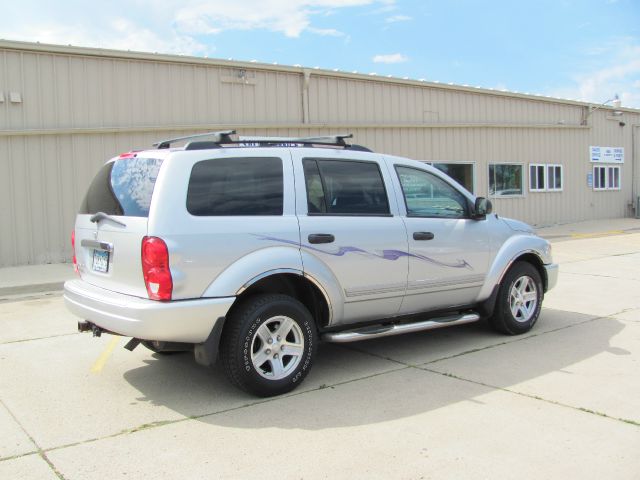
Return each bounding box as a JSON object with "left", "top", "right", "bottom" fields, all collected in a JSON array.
[{"left": 1, "top": 39, "right": 639, "bottom": 267}]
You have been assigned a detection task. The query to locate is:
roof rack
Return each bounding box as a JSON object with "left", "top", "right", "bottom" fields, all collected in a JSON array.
[
  {"left": 152, "top": 131, "right": 372, "bottom": 152},
  {"left": 153, "top": 130, "right": 236, "bottom": 149},
  {"left": 238, "top": 134, "right": 353, "bottom": 146}
]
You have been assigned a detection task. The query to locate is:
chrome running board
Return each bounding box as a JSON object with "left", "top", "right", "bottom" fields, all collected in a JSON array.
[{"left": 322, "top": 313, "right": 481, "bottom": 343}]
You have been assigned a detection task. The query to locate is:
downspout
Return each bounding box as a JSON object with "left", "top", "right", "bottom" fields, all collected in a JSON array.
[
  {"left": 633, "top": 124, "right": 639, "bottom": 217},
  {"left": 301, "top": 69, "right": 311, "bottom": 124}
]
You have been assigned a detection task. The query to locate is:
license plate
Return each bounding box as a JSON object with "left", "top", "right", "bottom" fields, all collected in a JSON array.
[{"left": 92, "top": 249, "right": 110, "bottom": 273}]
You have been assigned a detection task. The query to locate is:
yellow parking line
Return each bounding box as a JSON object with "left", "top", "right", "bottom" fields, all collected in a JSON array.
[
  {"left": 570, "top": 230, "right": 624, "bottom": 239},
  {"left": 91, "top": 336, "right": 120, "bottom": 373}
]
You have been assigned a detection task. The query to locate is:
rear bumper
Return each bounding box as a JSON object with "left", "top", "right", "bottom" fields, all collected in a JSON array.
[
  {"left": 64, "top": 279, "right": 234, "bottom": 343},
  {"left": 544, "top": 263, "right": 559, "bottom": 291}
]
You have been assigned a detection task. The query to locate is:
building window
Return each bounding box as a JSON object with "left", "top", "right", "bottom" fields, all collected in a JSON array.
[
  {"left": 529, "top": 164, "right": 563, "bottom": 192},
  {"left": 529, "top": 164, "right": 546, "bottom": 192},
  {"left": 489, "top": 164, "right": 523, "bottom": 197},
  {"left": 547, "top": 165, "right": 563, "bottom": 191},
  {"left": 431, "top": 162, "right": 475, "bottom": 194},
  {"left": 593, "top": 165, "right": 621, "bottom": 191}
]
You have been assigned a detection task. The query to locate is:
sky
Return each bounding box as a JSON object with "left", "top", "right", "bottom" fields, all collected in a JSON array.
[{"left": 2, "top": 0, "right": 639, "bottom": 107}]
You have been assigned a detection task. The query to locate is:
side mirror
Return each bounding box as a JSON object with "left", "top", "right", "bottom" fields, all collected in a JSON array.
[{"left": 473, "top": 197, "right": 492, "bottom": 219}]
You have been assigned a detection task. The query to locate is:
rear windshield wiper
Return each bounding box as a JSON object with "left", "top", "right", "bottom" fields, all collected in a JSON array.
[{"left": 90, "top": 212, "right": 127, "bottom": 227}]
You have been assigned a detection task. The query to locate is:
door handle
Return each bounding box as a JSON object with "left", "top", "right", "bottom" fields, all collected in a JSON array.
[
  {"left": 413, "top": 232, "right": 435, "bottom": 241},
  {"left": 308, "top": 234, "right": 335, "bottom": 244}
]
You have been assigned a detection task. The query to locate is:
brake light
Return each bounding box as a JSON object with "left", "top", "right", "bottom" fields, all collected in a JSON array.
[
  {"left": 71, "top": 230, "right": 78, "bottom": 275},
  {"left": 141, "top": 236, "right": 172, "bottom": 301}
]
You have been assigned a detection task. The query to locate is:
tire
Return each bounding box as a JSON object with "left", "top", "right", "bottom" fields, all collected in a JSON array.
[
  {"left": 220, "top": 294, "right": 317, "bottom": 397},
  {"left": 489, "top": 261, "right": 543, "bottom": 335}
]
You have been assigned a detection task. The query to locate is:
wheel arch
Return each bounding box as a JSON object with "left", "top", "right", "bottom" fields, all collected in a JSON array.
[
  {"left": 509, "top": 252, "right": 548, "bottom": 292},
  {"left": 478, "top": 252, "right": 547, "bottom": 319},
  {"left": 231, "top": 272, "right": 332, "bottom": 331}
]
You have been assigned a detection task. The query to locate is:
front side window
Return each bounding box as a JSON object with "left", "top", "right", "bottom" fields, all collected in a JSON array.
[
  {"left": 489, "top": 164, "right": 523, "bottom": 197},
  {"left": 187, "top": 157, "right": 283, "bottom": 215},
  {"left": 79, "top": 157, "right": 163, "bottom": 217},
  {"left": 396, "top": 166, "right": 468, "bottom": 218},
  {"left": 302, "top": 159, "right": 390, "bottom": 215}
]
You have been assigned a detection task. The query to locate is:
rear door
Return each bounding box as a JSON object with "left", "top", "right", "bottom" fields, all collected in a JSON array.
[
  {"left": 292, "top": 149, "right": 409, "bottom": 325},
  {"left": 74, "top": 155, "right": 163, "bottom": 298}
]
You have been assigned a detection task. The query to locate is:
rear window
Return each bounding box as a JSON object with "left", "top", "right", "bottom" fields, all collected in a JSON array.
[
  {"left": 187, "top": 157, "right": 283, "bottom": 216},
  {"left": 303, "top": 158, "right": 390, "bottom": 215},
  {"left": 79, "top": 157, "right": 163, "bottom": 217}
]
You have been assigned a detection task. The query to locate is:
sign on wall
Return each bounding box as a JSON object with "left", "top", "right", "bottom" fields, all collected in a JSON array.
[{"left": 590, "top": 146, "right": 624, "bottom": 163}]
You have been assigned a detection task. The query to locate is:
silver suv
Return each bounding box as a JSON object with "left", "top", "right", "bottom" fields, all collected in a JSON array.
[{"left": 64, "top": 131, "right": 558, "bottom": 397}]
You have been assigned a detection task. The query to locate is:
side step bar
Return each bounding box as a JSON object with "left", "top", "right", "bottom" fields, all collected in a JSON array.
[{"left": 322, "top": 313, "right": 481, "bottom": 343}]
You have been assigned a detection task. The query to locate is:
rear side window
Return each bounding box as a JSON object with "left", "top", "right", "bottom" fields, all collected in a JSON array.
[
  {"left": 187, "top": 157, "right": 283, "bottom": 216},
  {"left": 79, "top": 157, "right": 163, "bottom": 217},
  {"left": 303, "top": 159, "right": 390, "bottom": 215}
]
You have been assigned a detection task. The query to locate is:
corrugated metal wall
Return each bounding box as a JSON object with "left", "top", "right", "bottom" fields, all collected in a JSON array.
[{"left": 1, "top": 41, "right": 638, "bottom": 267}]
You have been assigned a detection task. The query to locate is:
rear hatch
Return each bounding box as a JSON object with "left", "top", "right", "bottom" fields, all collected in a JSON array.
[{"left": 74, "top": 155, "right": 163, "bottom": 298}]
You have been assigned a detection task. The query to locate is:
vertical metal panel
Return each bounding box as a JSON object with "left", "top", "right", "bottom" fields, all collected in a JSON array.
[{"left": 0, "top": 44, "right": 639, "bottom": 266}]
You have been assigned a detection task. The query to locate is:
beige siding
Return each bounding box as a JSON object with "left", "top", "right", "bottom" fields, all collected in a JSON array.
[{"left": 1, "top": 40, "right": 639, "bottom": 266}]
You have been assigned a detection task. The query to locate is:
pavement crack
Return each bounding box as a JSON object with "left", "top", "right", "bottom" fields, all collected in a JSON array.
[
  {"left": 0, "top": 398, "right": 67, "bottom": 479},
  {"left": 422, "top": 312, "right": 622, "bottom": 366},
  {"left": 418, "top": 366, "right": 640, "bottom": 428},
  {"left": 40, "top": 365, "right": 410, "bottom": 456},
  {"left": 559, "top": 271, "right": 640, "bottom": 282},
  {"left": 0, "top": 450, "right": 39, "bottom": 463},
  {"left": 0, "top": 332, "right": 80, "bottom": 346}
]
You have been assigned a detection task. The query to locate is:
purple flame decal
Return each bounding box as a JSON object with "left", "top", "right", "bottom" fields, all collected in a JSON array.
[{"left": 256, "top": 235, "right": 472, "bottom": 270}]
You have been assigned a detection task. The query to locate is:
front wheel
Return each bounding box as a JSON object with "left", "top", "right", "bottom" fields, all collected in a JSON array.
[
  {"left": 489, "top": 261, "right": 543, "bottom": 335},
  {"left": 220, "top": 294, "right": 317, "bottom": 397}
]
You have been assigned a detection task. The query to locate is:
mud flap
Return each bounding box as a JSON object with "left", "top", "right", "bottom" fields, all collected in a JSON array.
[{"left": 193, "top": 317, "right": 226, "bottom": 367}]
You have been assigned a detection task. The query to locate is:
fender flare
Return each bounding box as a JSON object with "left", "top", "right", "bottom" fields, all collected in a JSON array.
[{"left": 476, "top": 234, "right": 550, "bottom": 302}]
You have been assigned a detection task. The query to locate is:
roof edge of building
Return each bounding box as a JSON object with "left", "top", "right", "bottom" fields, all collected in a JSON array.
[{"left": 1, "top": 38, "right": 639, "bottom": 114}]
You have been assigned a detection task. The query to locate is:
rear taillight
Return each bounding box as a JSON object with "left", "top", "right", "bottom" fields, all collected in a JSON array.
[
  {"left": 71, "top": 229, "right": 78, "bottom": 275},
  {"left": 141, "top": 236, "right": 172, "bottom": 301}
]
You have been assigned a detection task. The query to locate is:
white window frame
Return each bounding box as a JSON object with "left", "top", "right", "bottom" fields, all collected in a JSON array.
[
  {"left": 528, "top": 163, "right": 563, "bottom": 192},
  {"left": 593, "top": 165, "right": 621, "bottom": 191},
  {"left": 546, "top": 164, "right": 563, "bottom": 192},
  {"left": 488, "top": 163, "right": 525, "bottom": 198},
  {"left": 529, "top": 163, "right": 546, "bottom": 192}
]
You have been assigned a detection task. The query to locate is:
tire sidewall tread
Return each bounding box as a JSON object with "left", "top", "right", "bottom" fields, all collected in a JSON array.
[
  {"left": 220, "top": 294, "right": 317, "bottom": 397},
  {"left": 490, "top": 262, "right": 543, "bottom": 335}
]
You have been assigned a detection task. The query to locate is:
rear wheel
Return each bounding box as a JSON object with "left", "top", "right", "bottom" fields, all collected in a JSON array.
[
  {"left": 489, "top": 262, "right": 543, "bottom": 335},
  {"left": 220, "top": 294, "right": 317, "bottom": 397}
]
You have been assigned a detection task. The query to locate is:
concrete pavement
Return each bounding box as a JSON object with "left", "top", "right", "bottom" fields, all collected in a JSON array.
[{"left": 0, "top": 218, "right": 639, "bottom": 479}]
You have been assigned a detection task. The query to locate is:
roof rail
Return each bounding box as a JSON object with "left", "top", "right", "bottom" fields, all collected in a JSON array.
[
  {"left": 152, "top": 131, "right": 372, "bottom": 151},
  {"left": 238, "top": 134, "right": 353, "bottom": 146},
  {"left": 153, "top": 130, "right": 236, "bottom": 149}
]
